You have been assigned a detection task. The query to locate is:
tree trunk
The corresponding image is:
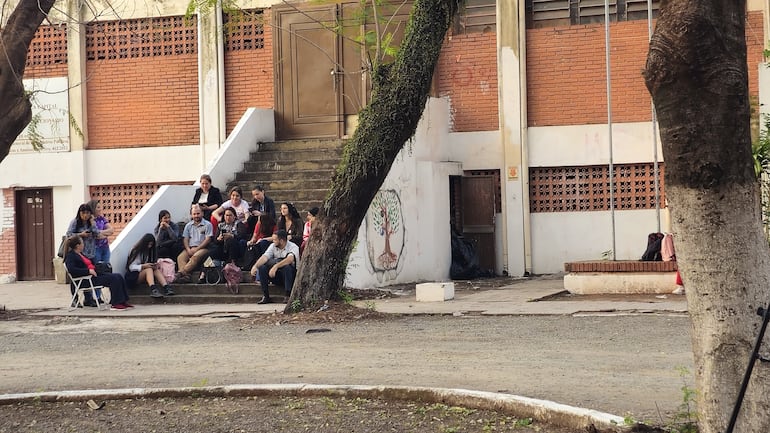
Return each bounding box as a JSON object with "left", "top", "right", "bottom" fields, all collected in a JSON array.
[
  {"left": 286, "top": 0, "right": 459, "bottom": 310},
  {"left": 0, "top": 0, "right": 56, "bottom": 164},
  {"left": 644, "top": 2, "right": 770, "bottom": 432}
]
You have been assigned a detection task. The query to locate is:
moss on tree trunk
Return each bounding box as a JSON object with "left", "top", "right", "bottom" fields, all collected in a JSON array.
[{"left": 287, "top": 0, "right": 459, "bottom": 310}]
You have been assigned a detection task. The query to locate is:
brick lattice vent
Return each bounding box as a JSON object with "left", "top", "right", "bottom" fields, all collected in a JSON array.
[{"left": 564, "top": 260, "right": 678, "bottom": 273}]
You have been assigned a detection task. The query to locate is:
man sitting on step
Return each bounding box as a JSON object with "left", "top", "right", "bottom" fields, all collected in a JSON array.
[
  {"left": 253, "top": 229, "right": 299, "bottom": 304},
  {"left": 175, "top": 204, "right": 214, "bottom": 283}
]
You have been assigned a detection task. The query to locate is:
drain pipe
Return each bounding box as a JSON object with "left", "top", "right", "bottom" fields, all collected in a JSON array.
[
  {"left": 647, "top": 0, "right": 661, "bottom": 232},
  {"left": 519, "top": 0, "right": 532, "bottom": 276},
  {"left": 604, "top": 0, "right": 616, "bottom": 260}
]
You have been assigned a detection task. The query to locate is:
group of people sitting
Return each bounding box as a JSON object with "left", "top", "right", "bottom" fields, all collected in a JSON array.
[{"left": 63, "top": 174, "right": 320, "bottom": 308}]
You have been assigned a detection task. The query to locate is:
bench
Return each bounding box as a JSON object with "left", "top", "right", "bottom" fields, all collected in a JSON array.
[{"left": 563, "top": 260, "right": 678, "bottom": 295}]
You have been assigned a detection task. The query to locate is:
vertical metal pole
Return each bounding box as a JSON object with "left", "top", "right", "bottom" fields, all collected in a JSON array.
[
  {"left": 605, "top": 0, "right": 616, "bottom": 260},
  {"left": 647, "top": 0, "right": 661, "bottom": 232}
]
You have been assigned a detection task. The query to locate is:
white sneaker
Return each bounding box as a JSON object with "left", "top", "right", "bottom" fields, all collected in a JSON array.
[{"left": 672, "top": 285, "right": 685, "bottom": 295}]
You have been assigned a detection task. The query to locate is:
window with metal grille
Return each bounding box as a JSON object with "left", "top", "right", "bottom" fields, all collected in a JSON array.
[
  {"left": 455, "top": 0, "right": 496, "bottom": 34},
  {"left": 223, "top": 9, "right": 265, "bottom": 51},
  {"left": 526, "top": 0, "right": 659, "bottom": 28},
  {"left": 85, "top": 16, "right": 197, "bottom": 61},
  {"left": 26, "top": 24, "right": 68, "bottom": 67},
  {"left": 529, "top": 163, "right": 665, "bottom": 212}
]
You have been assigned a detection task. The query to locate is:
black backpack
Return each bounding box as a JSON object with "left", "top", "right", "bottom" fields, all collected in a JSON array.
[{"left": 641, "top": 232, "right": 664, "bottom": 261}]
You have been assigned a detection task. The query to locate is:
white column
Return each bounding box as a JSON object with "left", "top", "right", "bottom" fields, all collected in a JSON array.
[
  {"left": 197, "top": 4, "right": 226, "bottom": 172},
  {"left": 67, "top": 0, "right": 89, "bottom": 203}
]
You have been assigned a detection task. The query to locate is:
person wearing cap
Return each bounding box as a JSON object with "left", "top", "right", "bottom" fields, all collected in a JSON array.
[{"left": 253, "top": 229, "right": 300, "bottom": 304}]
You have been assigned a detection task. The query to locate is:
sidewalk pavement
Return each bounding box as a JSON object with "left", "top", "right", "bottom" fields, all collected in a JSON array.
[{"left": 0, "top": 276, "right": 688, "bottom": 317}]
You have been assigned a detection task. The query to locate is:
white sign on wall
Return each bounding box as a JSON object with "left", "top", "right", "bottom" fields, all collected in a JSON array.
[{"left": 11, "top": 76, "right": 70, "bottom": 153}]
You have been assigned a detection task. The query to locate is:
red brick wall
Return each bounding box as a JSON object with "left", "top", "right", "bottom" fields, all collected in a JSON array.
[
  {"left": 25, "top": 24, "right": 68, "bottom": 78},
  {"left": 85, "top": 17, "right": 200, "bottom": 149},
  {"left": 526, "top": 11, "right": 765, "bottom": 127},
  {"left": 224, "top": 9, "right": 274, "bottom": 135},
  {"left": 436, "top": 32, "right": 499, "bottom": 132},
  {"left": 0, "top": 190, "right": 17, "bottom": 275}
]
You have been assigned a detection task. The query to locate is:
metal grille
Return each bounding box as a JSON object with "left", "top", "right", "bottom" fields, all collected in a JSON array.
[
  {"left": 527, "top": 0, "right": 659, "bottom": 27},
  {"left": 89, "top": 184, "right": 165, "bottom": 226},
  {"left": 26, "top": 24, "right": 68, "bottom": 67},
  {"left": 224, "top": 9, "right": 265, "bottom": 51},
  {"left": 529, "top": 163, "right": 665, "bottom": 212},
  {"left": 456, "top": 0, "right": 497, "bottom": 33},
  {"left": 85, "top": 16, "right": 197, "bottom": 61}
]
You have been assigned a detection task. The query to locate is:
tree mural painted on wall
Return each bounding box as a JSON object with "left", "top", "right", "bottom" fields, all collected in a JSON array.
[{"left": 369, "top": 190, "right": 402, "bottom": 270}]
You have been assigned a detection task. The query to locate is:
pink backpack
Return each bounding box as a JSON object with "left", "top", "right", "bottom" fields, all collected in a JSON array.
[
  {"left": 157, "top": 258, "right": 176, "bottom": 283},
  {"left": 222, "top": 262, "right": 242, "bottom": 294}
]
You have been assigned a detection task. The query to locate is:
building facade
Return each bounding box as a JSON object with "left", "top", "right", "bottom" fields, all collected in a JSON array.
[{"left": 1, "top": 0, "right": 767, "bottom": 286}]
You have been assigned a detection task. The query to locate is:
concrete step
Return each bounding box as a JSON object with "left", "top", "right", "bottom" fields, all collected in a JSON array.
[
  {"left": 128, "top": 282, "right": 291, "bottom": 305},
  {"left": 242, "top": 159, "right": 340, "bottom": 172},
  {"left": 231, "top": 178, "right": 333, "bottom": 192},
  {"left": 258, "top": 139, "right": 345, "bottom": 152},
  {"left": 234, "top": 169, "right": 334, "bottom": 183},
  {"left": 251, "top": 148, "right": 343, "bottom": 162}
]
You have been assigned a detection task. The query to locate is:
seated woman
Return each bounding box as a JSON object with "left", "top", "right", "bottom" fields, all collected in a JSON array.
[
  {"left": 66, "top": 203, "right": 101, "bottom": 260},
  {"left": 64, "top": 235, "right": 132, "bottom": 310},
  {"left": 277, "top": 202, "right": 303, "bottom": 247},
  {"left": 245, "top": 213, "right": 276, "bottom": 273},
  {"left": 301, "top": 207, "right": 319, "bottom": 256},
  {"left": 210, "top": 208, "right": 249, "bottom": 265},
  {"left": 125, "top": 233, "right": 175, "bottom": 298},
  {"left": 212, "top": 186, "right": 251, "bottom": 228},
  {"left": 191, "top": 174, "right": 223, "bottom": 222},
  {"left": 154, "top": 209, "right": 181, "bottom": 259}
]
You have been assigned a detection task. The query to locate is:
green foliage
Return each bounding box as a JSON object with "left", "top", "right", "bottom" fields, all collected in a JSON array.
[
  {"left": 336, "top": 290, "right": 354, "bottom": 304},
  {"left": 654, "top": 367, "right": 698, "bottom": 433},
  {"left": 289, "top": 298, "right": 303, "bottom": 312},
  {"left": 514, "top": 417, "right": 533, "bottom": 427},
  {"left": 753, "top": 114, "right": 770, "bottom": 242}
]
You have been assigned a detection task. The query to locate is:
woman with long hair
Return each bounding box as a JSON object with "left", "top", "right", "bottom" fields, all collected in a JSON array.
[
  {"left": 125, "top": 233, "right": 174, "bottom": 298},
  {"left": 277, "top": 202, "right": 303, "bottom": 247},
  {"left": 154, "top": 209, "right": 181, "bottom": 259},
  {"left": 86, "top": 199, "right": 114, "bottom": 263},
  {"left": 64, "top": 235, "right": 131, "bottom": 310},
  {"left": 191, "top": 174, "right": 223, "bottom": 221},
  {"left": 65, "top": 203, "right": 100, "bottom": 259},
  {"left": 245, "top": 213, "right": 277, "bottom": 272}
]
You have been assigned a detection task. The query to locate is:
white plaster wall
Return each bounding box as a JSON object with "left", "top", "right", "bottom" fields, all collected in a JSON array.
[
  {"left": 530, "top": 209, "right": 663, "bottom": 273},
  {"left": 345, "top": 98, "right": 461, "bottom": 288},
  {"left": 528, "top": 122, "right": 663, "bottom": 166}
]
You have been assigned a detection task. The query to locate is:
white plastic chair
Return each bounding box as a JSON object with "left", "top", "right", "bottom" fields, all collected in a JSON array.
[{"left": 64, "top": 263, "right": 108, "bottom": 310}]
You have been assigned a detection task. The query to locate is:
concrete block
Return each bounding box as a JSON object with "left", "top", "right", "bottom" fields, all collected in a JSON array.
[
  {"left": 416, "top": 282, "right": 455, "bottom": 302},
  {"left": 564, "top": 272, "right": 677, "bottom": 294}
]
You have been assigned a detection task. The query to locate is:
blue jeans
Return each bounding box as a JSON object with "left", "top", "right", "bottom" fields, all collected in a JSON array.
[
  {"left": 94, "top": 245, "right": 111, "bottom": 263},
  {"left": 257, "top": 263, "right": 296, "bottom": 299}
]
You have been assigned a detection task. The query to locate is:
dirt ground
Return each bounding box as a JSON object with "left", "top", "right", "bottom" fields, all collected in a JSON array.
[{"left": 0, "top": 277, "right": 690, "bottom": 432}]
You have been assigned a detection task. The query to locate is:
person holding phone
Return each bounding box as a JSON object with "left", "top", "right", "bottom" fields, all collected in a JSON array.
[{"left": 125, "top": 233, "right": 174, "bottom": 298}]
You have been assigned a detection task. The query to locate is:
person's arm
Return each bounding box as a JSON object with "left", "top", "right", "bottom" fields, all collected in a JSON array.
[
  {"left": 127, "top": 256, "right": 144, "bottom": 272},
  {"left": 273, "top": 253, "right": 295, "bottom": 269},
  {"left": 196, "top": 222, "right": 214, "bottom": 250},
  {"left": 254, "top": 253, "right": 269, "bottom": 268},
  {"left": 65, "top": 219, "right": 77, "bottom": 237},
  {"left": 100, "top": 218, "right": 114, "bottom": 238}
]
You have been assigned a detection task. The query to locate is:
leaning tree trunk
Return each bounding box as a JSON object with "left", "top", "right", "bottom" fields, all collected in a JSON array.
[
  {"left": 0, "top": 0, "right": 57, "bottom": 164},
  {"left": 644, "top": 2, "right": 770, "bottom": 432},
  {"left": 286, "top": 0, "right": 460, "bottom": 310}
]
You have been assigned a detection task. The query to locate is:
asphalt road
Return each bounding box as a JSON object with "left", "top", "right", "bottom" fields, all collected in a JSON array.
[{"left": 0, "top": 313, "right": 693, "bottom": 421}]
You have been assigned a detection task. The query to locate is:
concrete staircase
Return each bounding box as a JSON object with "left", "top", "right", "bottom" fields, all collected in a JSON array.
[
  {"left": 131, "top": 139, "right": 346, "bottom": 305},
  {"left": 227, "top": 139, "right": 345, "bottom": 213}
]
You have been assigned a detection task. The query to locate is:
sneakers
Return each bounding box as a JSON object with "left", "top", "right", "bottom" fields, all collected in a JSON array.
[
  {"left": 672, "top": 285, "right": 685, "bottom": 295},
  {"left": 257, "top": 296, "right": 272, "bottom": 304},
  {"left": 175, "top": 273, "right": 192, "bottom": 284},
  {"left": 123, "top": 302, "right": 135, "bottom": 308},
  {"left": 110, "top": 304, "right": 128, "bottom": 310},
  {"left": 150, "top": 286, "right": 164, "bottom": 298},
  {"left": 164, "top": 285, "right": 175, "bottom": 296}
]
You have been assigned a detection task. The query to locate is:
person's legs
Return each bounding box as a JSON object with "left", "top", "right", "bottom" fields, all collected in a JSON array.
[
  {"left": 177, "top": 250, "right": 191, "bottom": 274},
  {"left": 94, "top": 246, "right": 110, "bottom": 263},
  {"left": 257, "top": 263, "right": 272, "bottom": 300},
  {"left": 183, "top": 248, "right": 209, "bottom": 274},
  {"left": 278, "top": 265, "right": 296, "bottom": 296}
]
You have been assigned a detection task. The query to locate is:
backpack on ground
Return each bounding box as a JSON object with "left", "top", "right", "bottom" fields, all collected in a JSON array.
[
  {"left": 157, "top": 258, "right": 176, "bottom": 283},
  {"left": 641, "top": 232, "right": 664, "bottom": 261},
  {"left": 222, "top": 261, "right": 242, "bottom": 294}
]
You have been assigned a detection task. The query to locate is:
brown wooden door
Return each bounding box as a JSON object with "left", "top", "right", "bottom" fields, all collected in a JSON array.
[
  {"left": 16, "top": 189, "right": 54, "bottom": 280},
  {"left": 274, "top": 5, "right": 343, "bottom": 139},
  {"left": 461, "top": 176, "right": 496, "bottom": 272}
]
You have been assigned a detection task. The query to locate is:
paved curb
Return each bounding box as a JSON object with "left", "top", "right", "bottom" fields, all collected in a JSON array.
[{"left": 0, "top": 384, "right": 629, "bottom": 431}]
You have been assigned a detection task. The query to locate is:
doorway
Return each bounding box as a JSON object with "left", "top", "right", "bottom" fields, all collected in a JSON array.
[
  {"left": 15, "top": 189, "right": 55, "bottom": 280},
  {"left": 450, "top": 172, "right": 499, "bottom": 273}
]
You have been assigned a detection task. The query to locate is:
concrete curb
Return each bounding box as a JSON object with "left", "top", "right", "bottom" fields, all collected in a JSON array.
[{"left": 0, "top": 384, "right": 629, "bottom": 431}]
